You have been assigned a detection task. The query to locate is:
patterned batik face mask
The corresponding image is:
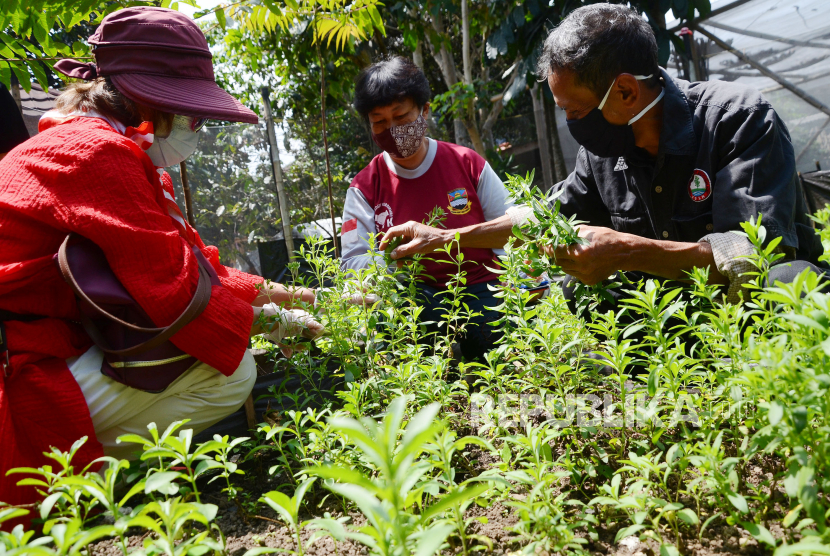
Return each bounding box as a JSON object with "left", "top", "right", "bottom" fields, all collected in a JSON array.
[{"left": 371, "top": 113, "right": 428, "bottom": 158}]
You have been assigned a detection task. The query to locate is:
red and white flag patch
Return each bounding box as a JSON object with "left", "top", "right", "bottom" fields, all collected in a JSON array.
[{"left": 341, "top": 218, "right": 358, "bottom": 236}]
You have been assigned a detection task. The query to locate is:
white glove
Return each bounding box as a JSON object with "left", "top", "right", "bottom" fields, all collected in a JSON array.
[{"left": 260, "top": 303, "right": 324, "bottom": 343}]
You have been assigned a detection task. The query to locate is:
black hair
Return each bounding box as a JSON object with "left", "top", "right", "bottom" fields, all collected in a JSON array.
[
  {"left": 354, "top": 57, "right": 431, "bottom": 118},
  {"left": 536, "top": 4, "right": 660, "bottom": 98}
]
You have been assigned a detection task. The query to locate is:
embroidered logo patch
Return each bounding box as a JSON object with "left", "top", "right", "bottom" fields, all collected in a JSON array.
[
  {"left": 688, "top": 169, "right": 712, "bottom": 202},
  {"left": 447, "top": 188, "right": 472, "bottom": 215},
  {"left": 374, "top": 203, "right": 393, "bottom": 230},
  {"left": 614, "top": 157, "right": 628, "bottom": 171}
]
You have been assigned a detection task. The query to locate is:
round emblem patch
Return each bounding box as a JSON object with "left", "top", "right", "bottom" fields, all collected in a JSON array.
[
  {"left": 688, "top": 169, "right": 712, "bottom": 202},
  {"left": 374, "top": 203, "right": 394, "bottom": 231}
]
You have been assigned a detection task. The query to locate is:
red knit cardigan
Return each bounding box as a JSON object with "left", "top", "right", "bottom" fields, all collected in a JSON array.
[{"left": 0, "top": 118, "right": 263, "bottom": 507}]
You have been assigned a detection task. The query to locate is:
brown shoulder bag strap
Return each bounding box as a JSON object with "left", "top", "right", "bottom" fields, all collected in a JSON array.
[{"left": 57, "top": 234, "right": 213, "bottom": 357}]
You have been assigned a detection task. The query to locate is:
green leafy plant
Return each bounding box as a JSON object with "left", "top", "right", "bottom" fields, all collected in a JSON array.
[{"left": 261, "top": 478, "right": 317, "bottom": 556}]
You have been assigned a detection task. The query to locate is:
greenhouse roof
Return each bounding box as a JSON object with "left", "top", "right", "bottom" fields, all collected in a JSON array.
[{"left": 666, "top": 0, "right": 830, "bottom": 172}]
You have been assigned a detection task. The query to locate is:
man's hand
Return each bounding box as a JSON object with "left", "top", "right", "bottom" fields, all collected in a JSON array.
[
  {"left": 544, "top": 225, "right": 629, "bottom": 285},
  {"left": 379, "top": 221, "right": 452, "bottom": 260}
]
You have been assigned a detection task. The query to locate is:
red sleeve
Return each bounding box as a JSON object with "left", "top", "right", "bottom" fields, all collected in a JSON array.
[
  {"left": 201, "top": 245, "right": 263, "bottom": 303},
  {"left": 54, "top": 133, "right": 252, "bottom": 375}
]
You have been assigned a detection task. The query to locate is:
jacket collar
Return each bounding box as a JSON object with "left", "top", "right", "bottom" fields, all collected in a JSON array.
[{"left": 658, "top": 68, "right": 697, "bottom": 156}]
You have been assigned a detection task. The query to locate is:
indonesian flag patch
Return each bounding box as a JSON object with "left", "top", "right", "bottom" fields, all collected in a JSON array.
[
  {"left": 342, "top": 218, "right": 358, "bottom": 237},
  {"left": 688, "top": 169, "right": 712, "bottom": 202}
]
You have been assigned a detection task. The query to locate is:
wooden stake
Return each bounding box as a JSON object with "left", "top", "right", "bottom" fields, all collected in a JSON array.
[
  {"left": 318, "top": 44, "right": 340, "bottom": 257},
  {"left": 244, "top": 394, "right": 257, "bottom": 430},
  {"left": 261, "top": 87, "right": 296, "bottom": 261},
  {"left": 179, "top": 161, "right": 196, "bottom": 226}
]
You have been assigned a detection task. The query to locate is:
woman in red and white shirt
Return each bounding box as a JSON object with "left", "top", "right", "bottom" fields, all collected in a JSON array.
[{"left": 341, "top": 57, "right": 514, "bottom": 361}]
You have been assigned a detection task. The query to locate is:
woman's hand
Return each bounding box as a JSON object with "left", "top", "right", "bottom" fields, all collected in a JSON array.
[
  {"left": 261, "top": 305, "right": 324, "bottom": 341},
  {"left": 378, "top": 221, "right": 453, "bottom": 259},
  {"left": 252, "top": 280, "right": 317, "bottom": 308},
  {"left": 253, "top": 304, "right": 325, "bottom": 358}
]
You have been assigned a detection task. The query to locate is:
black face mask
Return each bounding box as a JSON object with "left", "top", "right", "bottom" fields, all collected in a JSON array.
[{"left": 566, "top": 74, "right": 664, "bottom": 159}]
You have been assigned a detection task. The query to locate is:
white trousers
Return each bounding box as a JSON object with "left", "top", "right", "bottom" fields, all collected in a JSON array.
[{"left": 68, "top": 346, "right": 257, "bottom": 460}]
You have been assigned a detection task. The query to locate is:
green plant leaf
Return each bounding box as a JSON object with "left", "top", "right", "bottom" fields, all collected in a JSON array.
[
  {"left": 422, "top": 484, "right": 489, "bottom": 521},
  {"left": 660, "top": 544, "right": 680, "bottom": 556},
  {"left": 768, "top": 401, "right": 784, "bottom": 426},
  {"left": 144, "top": 471, "right": 181, "bottom": 494},
  {"left": 412, "top": 524, "right": 454, "bottom": 556},
  {"left": 741, "top": 522, "right": 776, "bottom": 547},
  {"left": 242, "top": 549, "right": 290, "bottom": 556},
  {"left": 262, "top": 491, "right": 296, "bottom": 526},
  {"left": 726, "top": 492, "right": 748, "bottom": 514},
  {"left": 678, "top": 508, "right": 698, "bottom": 525},
  {"left": 614, "top": 524, "right": 646, "bottom": 543}
]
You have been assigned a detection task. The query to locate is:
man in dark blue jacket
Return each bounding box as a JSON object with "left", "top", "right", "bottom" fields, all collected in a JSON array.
[{"left": 381, "top": 3, "right": 825, "bottom": 309}]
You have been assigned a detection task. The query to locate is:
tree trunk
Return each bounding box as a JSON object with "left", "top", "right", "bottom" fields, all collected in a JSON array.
[
  {"left": 413, "top": 40, "right": 424, "bottom": 69},
  {"left": 261, "top": 87, "right": 295, "bottom": 260},
  {"left": 428, "top": 12, "right": 459, "bottom": 86},
  {"left": 317, "top": 44, "right": 340, "bottom": 258},
  {"left": 530, "top": 83, "right": 554, "bottom": 191},
  {"left": 426, "top": 10, "right": 487, "bottom": 157},
  {"left": 483, "top": 125, "right": 495, "bottom": 152},
  {"left": 463, "top": 119, "right": 487, "bottom": 155},
  {"left": 481, "top": 57, "right": 519, "bottom": 145},
  {"left": 454, "top": 119, "right": 470, "bottom": 147},
  {"left": 461, "top": 0, "right": 472, "bottom": 85},
  {"left": 544, "top": 95, "right": 568, "bottom": 182},
  {"left": 413, "top": 41, "right": 439, "bottom": 137}
]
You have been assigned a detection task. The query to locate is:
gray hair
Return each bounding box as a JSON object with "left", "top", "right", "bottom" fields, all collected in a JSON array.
[{"left": 536, "top": 4, "right": 659, "bottom": 98}]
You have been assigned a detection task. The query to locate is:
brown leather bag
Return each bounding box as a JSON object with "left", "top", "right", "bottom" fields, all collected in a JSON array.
[{"left": 56, "top": 233, "right": 217, "bottom": 393}]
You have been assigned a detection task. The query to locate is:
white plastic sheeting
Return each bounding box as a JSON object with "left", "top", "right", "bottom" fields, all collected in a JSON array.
[{"left": 667, "top": 0, "right": 830, "bottom": 173}]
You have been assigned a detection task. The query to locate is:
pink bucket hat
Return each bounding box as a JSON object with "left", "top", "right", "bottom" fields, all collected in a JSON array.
[{"left": 54, "top": 7, "right": 258, "bottom": 124}]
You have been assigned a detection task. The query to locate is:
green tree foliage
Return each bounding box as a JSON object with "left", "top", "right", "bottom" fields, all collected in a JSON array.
[
  {"left": 0, "top": 0, "right": 198, "bottom": 92},
  {"left": 219, "top": 0, "right": 384, "bottom": 51},
  {"left": 168, "top": 124, "right": 283, "bottom": 266},
  {"left": 393, "top": 0, "right": 713, "bottom": 158},
  {"left": 203, "top": 25, "right": 379, "bottom": 244},
  {"left": 215, "top": 0, "right": 385, "bottom": 254}
]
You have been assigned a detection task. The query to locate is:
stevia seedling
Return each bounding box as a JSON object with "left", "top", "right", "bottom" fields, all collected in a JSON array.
[{"left": 5, "top": 212, "right": 830, "bottom": 556}]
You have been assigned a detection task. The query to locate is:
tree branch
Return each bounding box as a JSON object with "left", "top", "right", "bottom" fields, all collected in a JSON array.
[
  {"left": 425, "top": 10, "right": 460, "bottom": 87},
  {"left": 482, "top": 58, "right": 520, "bottom": 135}
]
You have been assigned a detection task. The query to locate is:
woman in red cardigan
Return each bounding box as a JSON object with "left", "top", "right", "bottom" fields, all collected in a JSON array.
[{"left": 0, "top": 7, "right": 320, "bottom": 506}]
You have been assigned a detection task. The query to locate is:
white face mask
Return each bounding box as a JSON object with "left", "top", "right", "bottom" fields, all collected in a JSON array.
[{"left": 145, "top": 115, "right": 203, "bottom": 167}]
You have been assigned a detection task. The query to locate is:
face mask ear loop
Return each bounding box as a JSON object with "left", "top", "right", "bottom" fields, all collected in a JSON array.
[
  {"left": 599, "top": 73, "right": 655, "bottom": 111},
  {"left": 597, "top": 78, "right": 616, "bottom": 111},
  {"left": 627, "top": 88, "right": 665, "bottom": 125}
]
